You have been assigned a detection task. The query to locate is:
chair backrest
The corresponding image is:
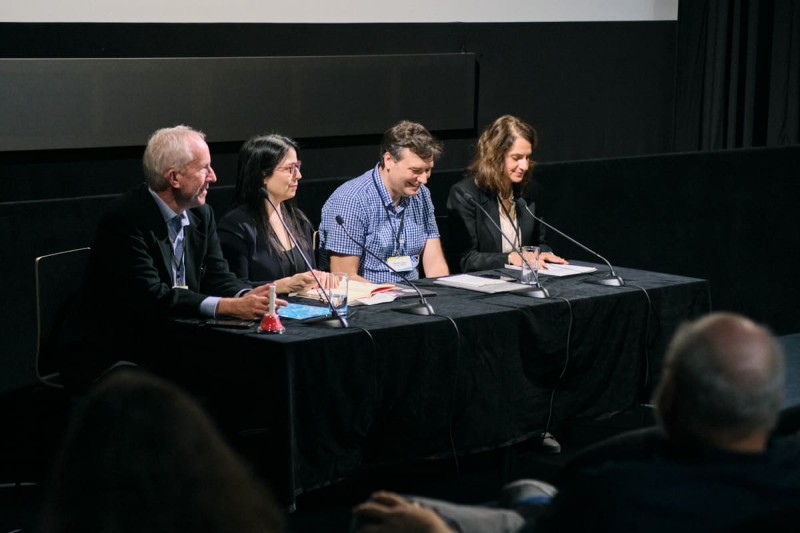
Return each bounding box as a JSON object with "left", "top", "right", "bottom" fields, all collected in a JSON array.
[
  {"left": 35, "top": 247, "right": 91, "bottom": 387},
  {"left": 313, "top": 229, "right": 332, "bottom": 271}
]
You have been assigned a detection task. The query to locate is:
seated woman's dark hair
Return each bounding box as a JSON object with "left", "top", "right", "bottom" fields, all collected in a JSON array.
[{"left": 233, "top": 133, "right": 310, "bottom": 253}]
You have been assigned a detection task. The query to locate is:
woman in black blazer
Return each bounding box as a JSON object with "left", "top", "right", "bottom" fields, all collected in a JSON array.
[
  {"left": 219, "top": 134, "right": 325, "bottom": 294},
  {"left": 446, "top": 115, "right": 567, "bottom": 273}
]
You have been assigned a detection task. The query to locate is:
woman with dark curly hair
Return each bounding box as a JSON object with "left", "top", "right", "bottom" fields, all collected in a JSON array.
[{"left": 446, "top": 115, "right": 567, "bottom": 273}]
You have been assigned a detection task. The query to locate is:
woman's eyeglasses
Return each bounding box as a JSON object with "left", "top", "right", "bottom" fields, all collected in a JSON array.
[{"left": 275, "top": 161, "right": 302, "bottom": 176}]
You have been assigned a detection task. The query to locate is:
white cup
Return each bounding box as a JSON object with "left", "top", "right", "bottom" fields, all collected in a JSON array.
[{"left": 520, "top": 246, "right": 540, "bottom": 285}]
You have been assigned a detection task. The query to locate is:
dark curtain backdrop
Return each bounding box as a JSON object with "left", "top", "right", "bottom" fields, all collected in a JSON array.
[{"left": 675, "top": 0, "right": 800, "bottom": 150}]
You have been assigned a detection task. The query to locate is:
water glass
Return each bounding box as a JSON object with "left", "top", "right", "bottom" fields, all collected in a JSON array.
[
  {"left": 328, "top": 272, "right": 349, "bottom": 317},
  {"left": 520, "top": 246, "right": 540, "bottom": 285}
]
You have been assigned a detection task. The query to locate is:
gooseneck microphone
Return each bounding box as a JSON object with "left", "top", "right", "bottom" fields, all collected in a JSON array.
[
  {"left": 334, "top": 215, "right": 435, "bottom": 316},
  {"left": 516, "top": 198, "right": 625, "bottom": 287},
  {"left": 463, "top": 193, "right": 549, "bottom": 298},
  {"left": 259, "top": 188, "right": 348, "bottom": 328}
]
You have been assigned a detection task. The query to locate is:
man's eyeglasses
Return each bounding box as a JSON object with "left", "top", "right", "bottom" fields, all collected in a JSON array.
[{"left": 275, "top": 161, "right": 302, "bottom": 176}]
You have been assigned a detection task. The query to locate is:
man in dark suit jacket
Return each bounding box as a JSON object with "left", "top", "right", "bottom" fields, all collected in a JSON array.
[{"left": 64, "top": 125, "right": 282, "bottom": 388}]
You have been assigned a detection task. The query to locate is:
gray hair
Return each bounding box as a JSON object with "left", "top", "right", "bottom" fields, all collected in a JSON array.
[
  {"left": 654, "top": 313, "right": 785, "bottom": 442},
  {"left": 142, "top": 125, "right": 206, "bottom": 191}
]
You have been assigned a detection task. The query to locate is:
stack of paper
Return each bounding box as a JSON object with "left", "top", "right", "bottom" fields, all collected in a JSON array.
[
  {"left": 434, "top": 274, "right": 525, "bottom": 294},
  {"left": 504, "top": 263, "right": 597, "bottom": 277}
]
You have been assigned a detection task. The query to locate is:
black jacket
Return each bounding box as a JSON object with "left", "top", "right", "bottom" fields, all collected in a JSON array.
[
  {"left": 64, "top": 184, "right": 250, "bottom": 387},
  {"left": 218, "top": 205, "right": 316, "bottom": 286},
  {"left": 446, "top": 177, "right": 550, "bottom": 273}
]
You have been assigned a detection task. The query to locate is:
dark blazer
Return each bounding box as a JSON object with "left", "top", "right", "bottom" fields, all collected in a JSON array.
[
  {"left": 446, "top": 177, "right": 550, "bottom": 273},
  {"left": 218, "top": 206, "right": 316, "bottom": 286},
  {"left": 64, "top": 185, "right": 251, "bottom": 387},
  {"left": 83, "top": 184, "right": 250, "bottom": 316}
]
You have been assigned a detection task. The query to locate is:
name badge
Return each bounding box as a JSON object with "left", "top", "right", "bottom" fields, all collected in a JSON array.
[{"left": 387, "top": 255, "right": 414, "bottom": 272}]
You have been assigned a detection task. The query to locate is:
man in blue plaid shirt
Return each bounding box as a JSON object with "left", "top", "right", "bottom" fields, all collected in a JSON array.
[{"left": 320, "top": 121, "right": 450, "bottom": 283}]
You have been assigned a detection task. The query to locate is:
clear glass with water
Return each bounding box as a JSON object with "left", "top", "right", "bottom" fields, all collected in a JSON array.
[
  {"left": 329, "top": 272, "right": 349, "bottom": 317},
  {"left": 520, "top": 246, "right": 540, "bottom": 285}
]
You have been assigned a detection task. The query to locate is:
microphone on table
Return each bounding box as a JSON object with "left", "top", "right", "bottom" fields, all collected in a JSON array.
[
  {"left": 334, "top": 215, "right": 435, "bottom": 316},
  {"left": 259, "top": 187, "right": 348, "bottom": 328},
  {"left": 462, "top": 193, "right": 549, "bottom": 298},
  {"left": 516, "top": 198, "right": 625, "bottom": 286}
]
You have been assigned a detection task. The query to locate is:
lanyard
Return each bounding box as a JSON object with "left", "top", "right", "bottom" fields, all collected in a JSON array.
[
  {"left": 498, "top": 197, "right": 521, "bottom": 249},
  {"left": 384, "top": 207, "right": 406, "bottom": 256},
  {"left": 373, "top": 168, "right": 407, "bottom": 256}
]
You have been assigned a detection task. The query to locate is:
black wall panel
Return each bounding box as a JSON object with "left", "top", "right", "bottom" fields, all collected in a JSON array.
[
  {"left": 0, "top": 20, "right": 679, "bottom": 392},
  {"left": 0, "top": 21, "right": 677, "bottom": 164},
  {"left": 536, "top": 146, "right": 800, "bottom": 336},
  {"left": 0, "top": 54, "right": 476, "bottom": 151}
]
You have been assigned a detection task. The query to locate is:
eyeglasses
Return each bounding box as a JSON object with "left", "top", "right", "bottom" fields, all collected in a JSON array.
[{"left": 275, "top": 161, "right": 302, "bottom": 176}]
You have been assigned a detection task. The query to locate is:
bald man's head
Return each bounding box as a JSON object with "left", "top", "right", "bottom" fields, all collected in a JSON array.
[{"left": 654, "top": 313, "right": 785, "bottom": 450}]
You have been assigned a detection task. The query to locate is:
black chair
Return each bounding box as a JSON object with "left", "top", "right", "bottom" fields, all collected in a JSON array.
[
  {"left": 0, "top": 248, "right": 89, "bottom": 498},
  {"left": 34, "top": 247, "right": 91, "bottom": 388},
  {"left": 553, "top": 426, "right": 667, "bottom": 488}
]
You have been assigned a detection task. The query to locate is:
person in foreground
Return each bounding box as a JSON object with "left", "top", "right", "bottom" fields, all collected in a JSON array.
[
  {"left": 219, "top": 134, "right": 326, "bottom": 294},
  {"left": 352, "top": 312, "right": 800, "bottom": 532},
  {"left": 38, "top": 368, "right": 284, "bottom": 532},
  {"left": 447, "top": 115, "right": 567, "bottom": 273},
  {"left": 319, "top": 120, "right": 450, "bottom": 283},
  {"left": 66, "top": 126, "right": 284, "bottom": 387}
]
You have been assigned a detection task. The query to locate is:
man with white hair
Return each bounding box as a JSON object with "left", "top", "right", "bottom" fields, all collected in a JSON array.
[{"left": 65, "top": 126, "right": 283, "bottom": 388}]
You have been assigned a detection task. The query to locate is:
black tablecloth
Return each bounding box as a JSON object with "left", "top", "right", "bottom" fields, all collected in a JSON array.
[{"left": 144, "top": 263, "right": 710, "bottom": 506}]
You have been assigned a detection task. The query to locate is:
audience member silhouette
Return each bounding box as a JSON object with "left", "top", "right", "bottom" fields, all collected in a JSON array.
[
  {"left": 352, "top": 312, "right": 800, "bottom": 533},
  {"left": 38, "top": 368, "right": 284, "bottom": 532}
]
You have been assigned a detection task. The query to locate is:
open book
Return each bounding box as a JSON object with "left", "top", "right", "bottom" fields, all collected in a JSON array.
[{"left": 299, "top": 280, "right": 397, "bottom": 305}]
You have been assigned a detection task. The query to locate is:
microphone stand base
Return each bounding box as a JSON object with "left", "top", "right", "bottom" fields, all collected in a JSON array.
[
  {"left": 587, "top": 275, "right": 625, "bottom": 287},
  {"left": 302, "top": 314, "right": 349, "bottom": 328},
  {"left": 393, "top": 302, "right": 435, "bottom": 315},
  {"left": 513, "top": 285, "right": 550, "bottom": 299}
]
